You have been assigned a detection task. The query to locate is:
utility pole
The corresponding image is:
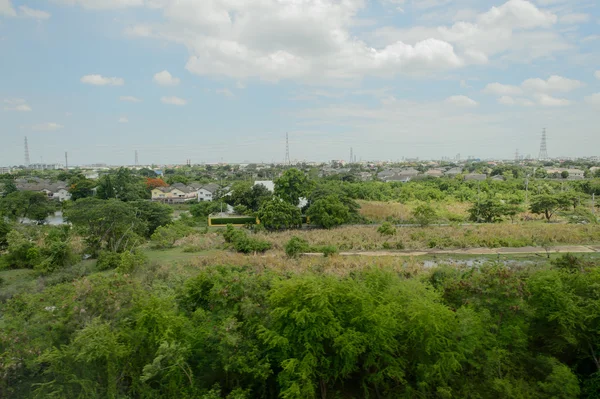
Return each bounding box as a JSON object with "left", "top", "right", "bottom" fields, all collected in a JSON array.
[
  {"left": 65, "top": 152, "right": 68, "bottom": 171},
  {"left": 284, "top": 133, "right": 290, "bottom": 166}
]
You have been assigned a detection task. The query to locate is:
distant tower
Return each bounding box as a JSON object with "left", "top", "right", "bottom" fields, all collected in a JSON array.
[
  {"left": 284, "top": 133, "right": 291, "bottom": 165},
  {"left": 24, "top": 136, "right": 30, "bottom": 167},
  {"left": 539, "top": 128, "right": 548, "bottom": 160},
  {"left": 135, "top": 150, "right": 139, "bottom": 166},
  {"left": 65, "top": 152, "right": 68, "bottom": 170}
]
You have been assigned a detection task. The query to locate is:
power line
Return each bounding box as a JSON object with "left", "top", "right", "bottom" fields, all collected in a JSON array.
[
  {"left": 284, "top": 133, "right": 290, "bottom": 165},
  {"left": 24, "top": 136, "right": 30, "bottom": 167},
  {"left": 539, "top": 128, "right": 548, "bottom": 160}
]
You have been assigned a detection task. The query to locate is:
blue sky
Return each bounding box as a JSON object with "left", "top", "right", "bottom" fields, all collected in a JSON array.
[{"left": 1, "top": 0, "right": 599, "bottom": 166}]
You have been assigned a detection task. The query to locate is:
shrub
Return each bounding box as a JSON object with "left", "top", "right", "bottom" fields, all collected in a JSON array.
[
  {"left": 223, "top": 225, "right": 271, "bottom": 254},
  {"left": 151, "top": 223, "right": 194, "bottom": 249},
  {"left": 117, "top": 250, "right": 147, "bottom": 273},
  {"left": 412, "top": 203, "right": 437, "bottom": 227},
  {"left": 96, "top": 251, "right": 122, "bottom": 271},
  {"left": 316, "top": 245, "right": 339, "bottom": 257},
  {"left": 211, "top": 217, "right": 257, "bottom": 226},
  {"left": 285, "top": 236, "right": 311, "bottom": 258},
  {"left": 0, "top": 230, "right": 40, "bottom": 270},
  {"left": 377, "top": 222, "right": 396, "bottom": 237}
]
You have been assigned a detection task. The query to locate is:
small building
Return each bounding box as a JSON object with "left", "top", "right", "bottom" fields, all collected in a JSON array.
[
  {"left": 197, "top": 183, "right": 220, "bottom": 202},
  {"left": 254, "top": 180, "right": 275, "bottom": 193},
  {"left": 0, "top": 167, "right": 11, "bottom": 175},
  {"left": 445, "top": 167, "right": 463, "bottom": 176},
  {"left": 151, "top": 184, "right": 197, "bottom": 203},
  {"left": 425, "top": 169, "right": 444, "bottom": 178},
  {"left": 16, "top": 180, "right": 72, "bottom": 202},
  {"left": 464, "top": 173, "right": 487, "bottom": 181}
]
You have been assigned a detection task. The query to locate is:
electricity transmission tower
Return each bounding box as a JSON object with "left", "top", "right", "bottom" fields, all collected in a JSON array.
[
  {"left": 284, "top": 133, "right": 290, "bottom": 165},
  {"left": 538, "top": 128, "right": 548, "bottom": 160},
  {"left": 65, "top": 152, "right": 68, "bottom": 170},
  {"left": 24, "top": 136, "right": 30, "bottom": 167},
  {"left": 135, "top": 150, "right": 139, "bottom": 166}
]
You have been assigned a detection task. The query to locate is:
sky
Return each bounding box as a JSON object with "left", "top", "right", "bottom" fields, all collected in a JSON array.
[{"left": 1, "top": 0, "right": 600, "bottom": 166}]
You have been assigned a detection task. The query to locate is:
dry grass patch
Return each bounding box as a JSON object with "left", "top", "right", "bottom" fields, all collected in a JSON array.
[
  {"left": 256, "top": 224, "right": 600, "bottom": 251},
  {"left": 358, "top": 200, "right": 469, "bottom": 223}
]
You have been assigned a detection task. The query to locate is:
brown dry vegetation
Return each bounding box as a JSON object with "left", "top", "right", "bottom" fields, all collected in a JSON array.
[
  {"left": 254, "top": 224, "right": 600, "bottom": 251},
  {"left": 358, "top": 200, "right": 470, "bottom": 222},
  {"left": 143, "top": 250, "right": 427, "bottom": 280}
]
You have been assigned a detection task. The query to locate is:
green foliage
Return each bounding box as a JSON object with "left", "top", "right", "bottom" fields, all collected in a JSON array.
[
  {"left": 0, "top": 230, "right": 40, "bottom": 269},
  {"left": 64, "top": 198, "right": 145, "bottom": 254},
  {"left": 190, "top": 201, "right": 223, "bottom": 219},
  {"left": 130, "top": 200, "right": 174, "bottom": 236},
  {"left": 0, "top": 219, "right": 11, "bottom": 249},
  {"left": 468, "top": 196, "right": 520, "bottom": 223},
  {"left": 228, "top": 182, "right": 273, "bottom": 212},
  {"left": 530, "top": 194, "right": 570, "bottom": 222},
  {"left": 68, "top": 177, "right": 95, "bottom": 201},
  {"left": 0, "top": 191, "right": 55, "bottom": 223},
  {"left": 377, "top": 222, "right": 397, "bottom": 236},
  {"left": 150, "top": 222, "right": 194, "bottom": 249},
  {"left": 257, "top": 198, "right": 302, "bottom": 230},
  {"left": 561, "top": 170, "right": 570, "bottom": 179},
  {"left": 96, "top": 250, "right": 147, "bottom": 272},
  {"left": 96, "top": 168, "right": 149, "bottom": 201},
  {"left": 223, "top": 225, "right": 271, "bottom": 254},
  {"left": 0, "top": 178, "right": 18, "bottom": 197},
  {"left": 275, "top": 169, "right": 313, "bottom": 206},
  {"left": 412, "top": 203, "right": 437, "bottom": 226},
  {"left": 284, "top": 236, "right": 311, "bottom": 258},
  {"left": 306, "top": 195, "right": 350, "bottom": 229}
]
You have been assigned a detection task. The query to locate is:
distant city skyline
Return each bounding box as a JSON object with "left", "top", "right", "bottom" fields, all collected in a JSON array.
[{"left": 2, "top": 0, "right": 600, "bottom": 165}]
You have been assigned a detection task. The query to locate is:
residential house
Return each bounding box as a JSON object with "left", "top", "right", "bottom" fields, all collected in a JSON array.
[
  {"left": 197, "top": 183, "right": 220, "bottom": 202},
  {"left": 0, "top": 167, "right": 11, "bottom": 174},
  {"left": 425, "top": 169, "right": 444, "bottom": 178},
  {"left": 254, "top": 180, "right": 275, "bottom": 193},
  {"left": 566, "top": 169, "right": 585, "bottom": 179},
  {"left": 464, "top": 173, "right": 487, "bottom": 181},
  {"left": 445, "top": 167, "right": 463, "bottom": 176},
  {"left": 151, "top": 184, "right": 197, "bottom": 203},
  {"left": 16, "top": 180, "right": 72, "bottom": 201}
]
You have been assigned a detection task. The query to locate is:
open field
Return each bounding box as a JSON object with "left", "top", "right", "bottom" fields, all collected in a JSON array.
[
  {"left": 251, "top": 223, "right": 600, "bottom": 251},
  {"left": 357, "top": 200, "right": 471, "bottom": 222}
]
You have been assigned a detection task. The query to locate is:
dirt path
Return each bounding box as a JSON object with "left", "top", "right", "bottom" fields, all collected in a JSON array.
[{"left": 303, "top": 245, "right": 599, "bottom": 257}]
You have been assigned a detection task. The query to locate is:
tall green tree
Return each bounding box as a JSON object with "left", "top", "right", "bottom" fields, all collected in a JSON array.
[
  {"left": 0, "top": 191, "right": 55, "bottom": 223},
  {"left": 275, "top": 169, "right": 313, "bottom": 206},
  {"left": 307, "top": 195, "right": 350, "bottom": 229},
  {"left": 257, "top": 198, "right": 302, "bottom": 230},
  {"left": 530, "top": 194, "right": 570, "bottom": 222},
  {"left": 68, "top": 177, "right": 96, "bottom": 201},
  {"left": 65, "top": 198, "right": 145, "bottom": 253}
]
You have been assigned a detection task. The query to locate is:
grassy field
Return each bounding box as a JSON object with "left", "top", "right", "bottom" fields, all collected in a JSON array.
[{"left": 252, "top": 223, "right": 600, "bottom": 251}]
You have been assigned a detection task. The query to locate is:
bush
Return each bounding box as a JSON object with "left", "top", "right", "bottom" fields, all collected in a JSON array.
[
  {"left": 97, "top": 250, "right": 147, "bottom": 272},
  {"left": 285, "top": 236, "right": 311, "bottom": 258},
  {"left": 412, "top": 203, "right": 437, "bottom": 227},
  {"left": 96, "top": 251, "right": 122, "bottom": 271},
  {"left": 314, "top": 245, "right": 339, "bottom": 257},
  {"left": 377, "top": 222, "right": 397, "bottom": 237},
  {"left": 151, "top": 223, "right": 194, "bottom": 249},
  {"left": 223, "top": 225, "right": 271, "bottom": 254},
  {"left": 117, "top": 250, "right": 147, "bottom": 273},
  {"left": 0, "top": 230, "right": 40, "bottom": 270}
]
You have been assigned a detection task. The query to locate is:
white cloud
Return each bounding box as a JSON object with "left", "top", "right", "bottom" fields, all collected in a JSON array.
[
  {"left": 19, "top": 6, "right": 51, "bottom": 19},
  {"left": 483, "top": 83, "right": 523, "bottom": 96},
  {"left": 118, "top": 116, "right": 129, "bottom": 123},
  {"left": 120, "top": 95, "right": 142, "bottom": 102},
  {"left": 595, "top": 71, "right": 600, "bottom": 80},
  {"left": 4, "top": 98, "right": 32, "bottom": 111},
  {"left": 161, "top": 96, "right": 187, "bottom": 106},
  {"left": 216, "top": 88, "right": 234, "bottom": 98},
  {"left": 522, "top": 75, "right": 583, "bottom": 92},
  {"left": 497, "top": 96, "right": 534, "bottom": 106},
  {"left": 0, "top": 0, "right": 16, "bottom": 17},
  {"left": 31, "top": 122, "right": 64, "bottom": 131},
  {"left": 153, "top": 70, "right": 180, "bottom": 86},
  {"left": 54, "top": 0, "right": 144, "bottom": 10},
  {"left": 559, "top": 13, "right": 590, "bottom": 25},
  {"left": 585, "top": 93, "right": 600, "bottom": 107},
  {"left": 535, "top": 93, "right": 570, "bottom": 107},
  {"left": 445, "top": 95, "right": 478, "bottom": 107},
  {"left": 81, "top": 74, "right": 124, "bottom": 86}
]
